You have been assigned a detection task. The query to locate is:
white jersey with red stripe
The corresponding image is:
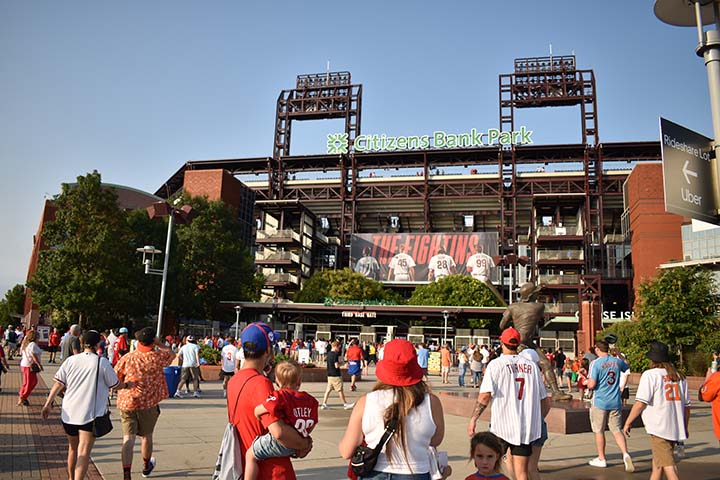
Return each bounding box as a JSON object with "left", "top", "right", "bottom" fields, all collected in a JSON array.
[
  {"left": 428, "top": 253, "right": 456, "bottom": 279},
  {"left": 480, "top": 353, "right": 547, "bottom": 446},
  {"left": 466, "top": 253, "right": 495, "bottom": 280},
  {"left": 635, "top": 368, "right": 690, "bottom": 441},
  {"left": 389, "top": 252, "right": 416, "bottom": 279}
]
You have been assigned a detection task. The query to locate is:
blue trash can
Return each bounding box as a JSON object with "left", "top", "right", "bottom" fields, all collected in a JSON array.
[{"left": 164, "top": 366, "right": 181, "bottom": 397}]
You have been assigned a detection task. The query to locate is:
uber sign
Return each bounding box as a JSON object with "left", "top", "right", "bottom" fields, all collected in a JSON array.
[{"left": 660, "top": 118, "right": 718, "bottom": 224}]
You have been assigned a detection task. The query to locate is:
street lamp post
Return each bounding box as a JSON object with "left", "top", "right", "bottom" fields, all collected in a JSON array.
[
  {"left": 655, "top": 0, "right": 720, "bottom": 209},
  {"left": 138, "top": 201, "right": 194, "bottom": 338},
  {"left": 442, "top": 310, "right": 449, "bottom": 346},
  {"left": 234, "top": 305, "right": 242, "bottom": 340}
]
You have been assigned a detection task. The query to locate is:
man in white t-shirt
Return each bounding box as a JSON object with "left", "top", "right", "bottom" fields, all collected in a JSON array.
[
  {"left": 623, "top": 341, "right": 690, "bottom": 480},
  {"left": 427, "top": 246, "right": 456, "bottom": 281},
  {"left": 468, "top": 327, "right": 550, "bottom": 480},
  {"left": 480, "top": 345, "right": 490, "bottom": 373},
  {"left": 220, "top": 336, "right": 238, "bottom": 398},
  {"left": 315, "top": 338, "right": 327, "bottom": 364},
  {"left": 387, "top": 244, "right": 416, "bottom": 282},
  {"left": 466, "top": 244, "right": 495, "bottom": 283},
  {"left": 176, "top": 336, "right": 201, "bottom": 398}
]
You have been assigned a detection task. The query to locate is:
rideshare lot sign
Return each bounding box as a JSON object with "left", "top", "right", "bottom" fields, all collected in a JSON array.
[{"left": 660, "top": 117, "right": 717, "bottom": 224}]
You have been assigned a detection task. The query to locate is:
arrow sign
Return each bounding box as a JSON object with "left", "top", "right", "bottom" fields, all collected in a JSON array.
[
  {"left": 682, "top": 160, "right": 698, "bottom": 184},
  {"left": 660, "top": 117, "right": 717, "bottom": 224}
]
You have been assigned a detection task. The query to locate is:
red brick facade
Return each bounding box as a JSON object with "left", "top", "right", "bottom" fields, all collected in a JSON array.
[
  {"left": 625, "top": 163, "right": 685, "bottom": 292},
  {"left": 183, "top": 169, "right": 243, "bottom": 209}
]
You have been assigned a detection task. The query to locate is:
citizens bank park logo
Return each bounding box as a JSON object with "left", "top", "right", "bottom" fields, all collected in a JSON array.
[{"left": 327, "top": 127, "right": 533, "bottom": 154}]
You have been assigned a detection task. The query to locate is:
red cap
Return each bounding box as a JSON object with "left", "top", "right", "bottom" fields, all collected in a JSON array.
[
  {"left": 376, "top": 339, "right": 425, "bottom": 387},
  {"left": 500, "top": 327, "right": 521, "bottom": 347}
]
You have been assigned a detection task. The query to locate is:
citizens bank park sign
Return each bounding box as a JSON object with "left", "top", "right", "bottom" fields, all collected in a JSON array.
[{"left": 327, "top": 127, "right": 534, "bottom": 154}]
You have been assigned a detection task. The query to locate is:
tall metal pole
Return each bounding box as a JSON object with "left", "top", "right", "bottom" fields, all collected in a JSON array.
[
  {"left": 156, "top": 211, "right": 174, "bottom": 338},
  {"left": 442, "top": 311, "right": 448, "bottom": 345},
  {"left": 234, "top": 306, "right": 241, "bottom": 340},
  {"left": 696, "top": 4, "right": 720, "bottom": 211}
]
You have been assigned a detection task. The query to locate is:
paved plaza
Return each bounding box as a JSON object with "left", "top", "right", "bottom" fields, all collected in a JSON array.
[{"left": 1, "top": 358, "right": 719, "bottom": 480}]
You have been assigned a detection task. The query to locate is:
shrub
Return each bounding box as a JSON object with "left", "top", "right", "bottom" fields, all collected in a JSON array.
[{"left": 199, "top": 344, "right": 221, "bottom": 365}]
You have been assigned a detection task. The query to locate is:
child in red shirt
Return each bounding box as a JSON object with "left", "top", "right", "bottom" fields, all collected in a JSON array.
[
  {"left": 466, "top": 432, "right": 510, "bottom": 480},
  {"left": 577, "top": 358, "right": 590, "bottom": 400},
  {"left": 245, "top": 361, "right": 319, "bottom": 480}
]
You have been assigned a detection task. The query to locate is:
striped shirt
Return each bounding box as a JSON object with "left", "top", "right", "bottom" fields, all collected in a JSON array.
[{"left": 480, "top": 353, "right": 547, "bottom": 446}]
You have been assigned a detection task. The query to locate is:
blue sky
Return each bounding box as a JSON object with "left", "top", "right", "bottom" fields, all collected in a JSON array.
[{"left": 0, "top": 0, "right": 713, "bottom": 295}]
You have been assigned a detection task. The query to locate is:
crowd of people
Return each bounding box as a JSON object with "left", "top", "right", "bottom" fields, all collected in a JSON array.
[{"left": 2, "top": 320, "right": 719, "bottom": 480}]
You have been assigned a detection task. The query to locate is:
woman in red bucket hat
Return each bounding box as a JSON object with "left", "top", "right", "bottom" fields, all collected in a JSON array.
[{"left": 339, "top": 339, "right": 451, "bottom": 479}]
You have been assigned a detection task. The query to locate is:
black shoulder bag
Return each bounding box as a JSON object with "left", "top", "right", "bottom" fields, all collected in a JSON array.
[
  {"left": 350, "top": 416, "right": 398, "bottom": 476},
  {"left": 92, "top": 355, "right": 113, "bottom": 437}
]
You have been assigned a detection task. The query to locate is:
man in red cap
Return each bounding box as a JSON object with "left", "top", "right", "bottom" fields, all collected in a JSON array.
[{"left": 467, "top": 327, "right": 550, "bottom": 480}]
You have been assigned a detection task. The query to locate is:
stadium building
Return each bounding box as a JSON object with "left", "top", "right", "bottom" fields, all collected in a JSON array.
[{"left": 140, "top": 57, "right": 692, "bottom": 351}]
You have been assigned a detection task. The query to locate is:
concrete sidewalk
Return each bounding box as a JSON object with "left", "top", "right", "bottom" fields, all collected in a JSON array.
[{"left": 5, "top": 359, "right": 719, "bottom": 480}]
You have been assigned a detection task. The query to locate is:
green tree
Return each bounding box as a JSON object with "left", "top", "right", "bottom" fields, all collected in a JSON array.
[
  {"left": 408, "top": 275, "right": 504, "bottom": 328},
  {"left": 0, "top": 284, "right": 26, "bottom": 324},
  {"left": 171, "top": 195, "right": 262, "bottom": 321},
  {"left": 635, "top": 266, "right": 720, "bottom": 347},
  {"left": 295, "top": 268, "right": 399, "bottom": 304},
  {"left": 28, "top": 171, "right": 137, "bottom": 329}
]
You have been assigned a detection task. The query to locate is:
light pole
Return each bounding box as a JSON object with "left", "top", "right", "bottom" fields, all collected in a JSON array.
[
  {"left": 655, "top": 0, "right": 720, "bottom": 209},
  {"left": 442, "top": 310, "right": 449, "bottom": 346},
  {"left": 138, "top": 201, "right": 194, "bottom": 338},
  {"left": 234, "top": 305, "right": 242, "bottom": 340}
]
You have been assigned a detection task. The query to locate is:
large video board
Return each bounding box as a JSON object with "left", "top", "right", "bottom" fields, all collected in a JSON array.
[{"left": 350, "top": 233, "right": 499, "bottom": 284}]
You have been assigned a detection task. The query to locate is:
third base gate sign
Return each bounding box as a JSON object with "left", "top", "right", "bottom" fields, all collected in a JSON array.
[{"left": 660, "top": 117, "right": 719, "bottom": 225}]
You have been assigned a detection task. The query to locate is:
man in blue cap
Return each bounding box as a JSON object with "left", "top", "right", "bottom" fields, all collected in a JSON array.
[{"left": 226, "top": 323, "right": 312, "bottom": 480}]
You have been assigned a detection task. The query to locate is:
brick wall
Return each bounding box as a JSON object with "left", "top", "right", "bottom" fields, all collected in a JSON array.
[
  {"left": 184, "top": 169, "right": 241, "bottom": 209},
  {"left": 626, "top": 163, "right": 684, "bottom": 292}
]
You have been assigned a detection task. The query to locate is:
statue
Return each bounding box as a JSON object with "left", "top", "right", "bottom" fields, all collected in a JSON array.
[{"left": 500, "top": 282, "right": 573, "bottom": 401}]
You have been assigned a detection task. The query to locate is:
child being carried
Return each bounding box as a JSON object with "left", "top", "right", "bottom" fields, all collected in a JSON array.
[{"left": 245, "top": 361, "right": 319, "bottom": 480}]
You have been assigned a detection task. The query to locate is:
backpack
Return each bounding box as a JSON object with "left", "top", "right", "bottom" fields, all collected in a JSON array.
[{"left": 212, "top": 373, "right": 260, "bottom": 480}]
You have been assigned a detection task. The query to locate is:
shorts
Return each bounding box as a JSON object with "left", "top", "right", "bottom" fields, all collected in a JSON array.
[
  {"left": 348, "top": 360, "right": 361, "bottom": 376},
  {"left": 621, "top": 386, "right": 630, "bottom": 400},
  {"left": 252, "top": 431, "right": 296, "bottom": 460},
  {"left": 62, "top": 420, "right": 94, "bottom": 436},
  {"left": 441, "top": 366, "right": 450, "bottom": 374},
  {"left": 589, "top": 406, "right": 622, "bottom": 433},
  {"left": 120, "top": 406, "right": 161, "bottom": 437},
  {"left": 533, "top": 420, "right": 548, "bottom": 447},
  {"left": 222, "top": 370, "right": 235, "bottom": 377},
  {"left": 326, "top": 376, "right": 343, "bottom": 392},
  {"left": 502, "top": 441, "right": 532, "bottom": 457},
  {"left": 564, "top": 371, "right": 573, "bottom": 379},
  {"left": 650, "top": 435, "right": 676, "bottom": 467},
  {"left": 47, "top": 346, "right": 59, "bottom": 353}
]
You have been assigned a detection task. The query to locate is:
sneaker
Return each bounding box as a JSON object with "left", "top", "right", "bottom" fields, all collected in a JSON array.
[
  {"left": 321, "top": 403, "right": 328, "bottom": 410},
  {"left": 142, "top": 457, "right": 156, "bottom": 477},
  {"left": 222, "top": 389, "right": 227, "bottom": 398},
  {"left": 193, "top": 391, "right": 200, "bottom": 398},
  {"left": 173, "top": 391, "right": 183, "bottom": 398},
  {"left": 343, "top": 402, "right": 355, "bottom": 410},
  {"left": 588, "top": 457, "right": 607, "bottom": 468},
  {"left": 623, "top": 454, "right": 635, "bottom": 473},
  {"left": 351, "top": 385, "right": 357, "bottom": 392}
]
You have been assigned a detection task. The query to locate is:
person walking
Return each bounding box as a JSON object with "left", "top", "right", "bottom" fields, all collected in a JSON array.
[
  {"left": 457, "top": 346, "right": 469, "bottom": 387},
  {"left": 440, "top": 342, "right": 452, "bottom": 384},
  {"left": 114, "top": 327, "right": 175, "bottom": 480},
  {"left": 4, "top": 324, "right": 18, "bottom": 360},
  {"left": 586, "top": 339, "right": 634, "bottom": 472},
  {"left": 176, "top": 335, "right": 201, "bottom": 398},
  {"left": 470, "top": 349, "right": 483, "bottom": 388},
  {"left": 339, "top": 339, "right": 451, "bottom": 479},
  {"left": 700, "top": 353, "right": 720, "bottom": 443},
  {"left": 226, "top": 322, "right": 312, "bottom": 480},
  {"left": 345, "top": 339, "right": 364, "bottom": 392},
  {"left": 0, "top": 341, "right": 9, "bottom": 392},
  {"left": 623, "top": 341, "right": 690, "bottom": 480},
  {"left": 48, "top": 327, "right": 61, "bottom": 363},
  {"left": 554, "top": 348, "right": 566, "bottom": 382},
  {"left": 220, "top": 336, "right": 238, "bottom": 398},
  {"left": 41, "top": 330, "right": 134, "bottom": 480},
  {"left": 61, "top": 325, "right": 82, "bottom": 363},
  {"left": 18, "top": 330, "right": 43, "bottom": 406},
  {"left": 321, "top": 341, "right": 354, "bottom": 410},
  {"left": 467, "top": 328, "right": 550, "bottom": 480},
  {"left": 417, "top": 343, "right": 430, "bottom": 380}
]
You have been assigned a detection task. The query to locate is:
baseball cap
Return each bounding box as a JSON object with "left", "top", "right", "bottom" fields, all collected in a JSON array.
[
  {"left": 82, "top": 330, "right": 101, "bottom": 347},
  {"left": 187, "top": 335, "right": 196, "bottom": 343},
  {"left": 646, "top": 341, "right": 671, "bottom": 363},
  {"left": 241, "top": 322, "right": 276, "bottom": 354},
  {"left": 376, "top": 339, "right": 424, "bottom": 387},
  {"left": 119, "top": 327, "right": 128, "bottom": 334},
  {"left": 500, "top": 327, "right": 521, "bottom": 347}
]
